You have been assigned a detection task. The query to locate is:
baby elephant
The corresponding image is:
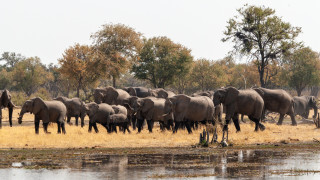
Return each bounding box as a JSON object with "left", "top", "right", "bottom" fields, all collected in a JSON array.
[{"left": 108, "top": 114, "right": 131, "bottom": 134}]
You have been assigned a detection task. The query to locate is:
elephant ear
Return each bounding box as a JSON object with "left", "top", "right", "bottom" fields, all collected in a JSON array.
[
  {"left": 175, "top": 95, "right": 191, "bottom": 113},
  {"left": 32, "top": 97, "right": 49, "bottom": 122},
  {"left": 128, "top": 87, "right": 137, "bottom": 96},
  {"left": 106, "top": 87, "right": 119, "bottom": 104},
  {"left": 253, "top": 88, "right": 264, "bottom": 98},
  {"left": 158, "top": 89, "right": 169, "bottom": 98},
  {"left": 141, "top": 98, "right": 154, "bottom": 113},
  {"left": 224, "top": 87, "right": 239, "bottom": 105},
  {"left": 309, "top": 96, "right": 317, "bottom": 106}
]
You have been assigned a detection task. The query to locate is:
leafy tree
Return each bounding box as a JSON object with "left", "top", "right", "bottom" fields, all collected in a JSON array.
[
  {"left": 222, "top": 5, "right": 301, "bottom": 87},
  {"left": 0, "top": 52, "right": 25, "bottom": 70},
  {"left": 58, "top": 44, "right": 105, "bottom": 97},
  {"left": 281, "top": 47, "right": 320, "bottom": 96},
  {"left": 132, "top": 36, "right": 193, "bottom": 88},
  {"left": 91, "top": 23, "right": 142, "bottom": 88},
  {"left": 11, "top": 57, "right": 53, "bottom": 96}
]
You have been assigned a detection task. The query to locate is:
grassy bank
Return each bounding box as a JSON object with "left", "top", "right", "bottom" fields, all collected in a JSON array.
[{"left": 0, "top": 109, "right": 320, "bottom": 149}]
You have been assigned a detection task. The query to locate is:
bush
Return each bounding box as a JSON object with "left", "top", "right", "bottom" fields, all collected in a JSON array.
[{"left": 11, "top": 91, "right": 28, "bottom": 106}]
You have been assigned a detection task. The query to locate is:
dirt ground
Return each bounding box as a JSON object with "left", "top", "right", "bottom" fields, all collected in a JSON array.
[{"left": 1, "top": 108, "right": 320, "bottom": 149}]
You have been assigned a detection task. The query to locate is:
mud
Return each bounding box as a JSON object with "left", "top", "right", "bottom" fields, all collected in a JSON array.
[{"left": 1, "top": 144, "right": 320, "bottom": 179}]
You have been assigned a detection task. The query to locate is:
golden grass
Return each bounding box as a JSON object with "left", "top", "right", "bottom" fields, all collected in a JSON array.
[{"left": 0, "top": 108, "right": 320, "bottom": 148}]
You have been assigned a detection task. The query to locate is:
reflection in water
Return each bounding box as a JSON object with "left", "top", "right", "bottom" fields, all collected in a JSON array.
[{"left": 1, "top": 150, "right": 320, "bottom": 179}]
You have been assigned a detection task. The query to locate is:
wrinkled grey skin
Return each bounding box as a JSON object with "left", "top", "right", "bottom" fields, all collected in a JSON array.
[
  {"left": 164, "top": 94, "right": 215, "bottom": 134},
  {"left": 213, "top": 87, "right": 265, "bottom": 138},
  {"left": 293, "top": 96, "right": 318, "bottom": 119},
  {"left": 109, "top": 113, "right": 131, "bottom": 134},
  {"left": 191, "top": 91, "right": 222, "bottom": 124},
  {"left": 94, "top": 86, "right": 131, "bottom": 105},
  {"left": 133, "top": 97, "right": 173, "bottom": 133},
  {"left": 191, "top": 91, "right": 214, "bottom": 99},
  {"left": 18, "top": 97, "right": 67, "bottom": 134},
  {"left": 85, "top": 102, "right": 115, "bottom": 133},
  {"left": 54, "top": 96, "right": 86, "bottom": 127},
  {"left": 123, "top": 87, "right": 151, "bottom": 98},
  {"left": 254, "top": 87, "right": 297, "bottom": 126},
  {"left": 0, "top": 89, "right": 15, "bottom": 128},
  {"left": 149, "top": 88, "right": 175, "bottom": 99}
]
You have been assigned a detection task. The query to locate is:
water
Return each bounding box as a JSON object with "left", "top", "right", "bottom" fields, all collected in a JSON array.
[{"left": 1, "top": 149, "right": 320, "bottom": 179}]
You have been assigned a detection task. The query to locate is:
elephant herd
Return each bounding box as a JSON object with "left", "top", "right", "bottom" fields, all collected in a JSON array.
[{"left": 0, "top": 86, "right": 318, "bottom": 142}]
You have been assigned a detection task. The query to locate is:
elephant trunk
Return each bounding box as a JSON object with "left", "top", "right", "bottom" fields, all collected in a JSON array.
[
  {"left": 18, "top": 108, "right": 27, "bottom": 124},
  {"left": 313, "top": 106, "right": 318, "bottom": 119}
]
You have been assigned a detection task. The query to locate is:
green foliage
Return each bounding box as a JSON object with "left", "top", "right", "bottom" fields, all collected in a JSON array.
[
  {"left": 223, "top": 5, "right": 301, "bottom": 87},
  {"left": 11, "top": 57, "right": 53, "bottom": 96},
  {"left": 132, "top": 36, "right": 193, "bottom": 88},
  {"left": 0, "top": 52, "right": 25, "bottom": 70},
  {"left": 10, "top": 91, "right": 28, "bottom": 106},
  {"left": 281, "top": 47, "right": 320, "bottom": 95},
  {"left": 29, "top": 87, "right": 52, "bottom": 100}
]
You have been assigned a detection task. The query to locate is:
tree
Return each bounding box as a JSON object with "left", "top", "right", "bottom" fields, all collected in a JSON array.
[
  {"left": 58, "top": 44, "right": 105, "bottom": 97},
  {"left": 11, "top": 57, "right": 53, "bottom": 96},
  {"left": 91, "top": 23, "right": 142, "bottom": 88},
  {"left": 222, "top": 5, "right": 301, "bottom": 87},
  {"left": 282, "top": 47, "right": 320, "bottom": 96},
  {"left": 132, "top": 36, "right": 193, "bottom": 88},
  {"left": 0, "top": 52, "right": 25, "bottom": 70}
]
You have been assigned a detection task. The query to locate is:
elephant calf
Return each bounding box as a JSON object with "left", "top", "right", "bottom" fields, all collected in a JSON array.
[
  {"left": 18, "top": 97, "right": 67, "bottom": 134},
  {"left": 85, "top": 102, "right": 115, "bottom": 133},
  {"left": 109, "top": 114, "right": 131, "bottom": 133}
]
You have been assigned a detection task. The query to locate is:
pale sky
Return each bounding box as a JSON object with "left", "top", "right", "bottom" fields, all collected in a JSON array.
[{"left": 1, "top": 0, "right": 319, "bottom": 65}]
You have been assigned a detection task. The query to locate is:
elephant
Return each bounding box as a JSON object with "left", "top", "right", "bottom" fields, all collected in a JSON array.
[
  {"left": 133, "top": 97, "right": 173, "bottom": 133},
  {"left": 293, "top": 96, "right": 318, "bottom": 119},
  {"left": 191, "top": 90, "right": 222, "bottom": 124},
  {"left": 122, "top": 87, "right": 151, "bottom": 97},
  {"left": 0, "top": 89, "right": 15, "bottom": 128},
  {"left": 109, "top": 114, "right": 131, "bottom": 133},
  {"left": 163, "top": 94, "right": 215, "bottom": 134},
  {"left": 53, "top": 96, "right": 86, "bottom": 127},
  {"left": 94, "top": 86, "right": 130, "bottom": 105},
  {"left": 85, "top": 102, "right": 115, "bottom": 133},
  {"left": 191, "top": 91, "right": 214, "bottom": 99},
  {"left": 149, "top": 88, "right": 175, "bottom": 99},
  {"left": 18, "top": 97, "right": 67, "bottom": 134},
  {"left": 213, "top": 87, "right": 265, "bottom": 141},
  {"left": 254, "top": 87, "right": 297, "bottom": 125}
]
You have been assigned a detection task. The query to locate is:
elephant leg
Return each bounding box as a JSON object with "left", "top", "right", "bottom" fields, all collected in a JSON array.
[
  {"left": 288, "top": 113, "right": 297, "bottom": 126},
  {"left": 132, "top": 115, "right": 137, "bottom": 130},
  {"left": 113, "top": 125, "right": 117, "bottom": 133},
  {"left": 126, "top": 123, "right": 131, "bottom": 133},
  {"left": 277, "top": 114, "right": 285, "bottom": 125},
  {"left": 211, "top": 127, "right": 218, "bottom": 143},
  {"left": 80, "top": 115, "right": 85, "bottom": 127},
  {"left": 232, "top": 117, "right": 241, "bottom": 132},
  {"left": 88, "top": 122, "right": 93, "bottom": 133},
  {"left": 222, "top": 119, "right": 230, "bottom": 142},
  {"left": 8, "top": 107, "right": 13, "bottom": 127},
  {"left": 75, "top": 116, "right": 79, "bottom": 126},
  {"left": 35, "top": 120, "right": 40, "bottom": 134},
  {"left": 43, "top": 122, "right": 51, "bottom": 134},
  {"left": 93, "top": 123, "right": 99, "bottom": 133},
  {"left": 57, "top": 121, "right": 61, "bottom": 133},
  {"left": 173, "top": 121, "right": 180, "bottom": 133},
  {"left": 147, "top": 120, "right": 153, "bottom": 133},
  {"left": 137, "top": 119, "right": 144, "bottom": 133},
  {"left": 67, "top": 116, "right": 72, "bottom": 125},
  {"left": 185, "top": 121, "right": 192, "bottom": 134},
  {"left": 61, "top": 122, "right": 66, "bottom": 134}
]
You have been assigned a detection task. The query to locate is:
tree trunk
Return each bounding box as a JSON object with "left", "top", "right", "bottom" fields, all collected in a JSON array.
[
  {"left": 311, "top": 86, "right": 320, "bottom": 97},
  {"left": 112, "top": 75, "right": 116, "bottom": 88},
  {"left": 296, "top": 88, "right": 303, "bottom": 96}
]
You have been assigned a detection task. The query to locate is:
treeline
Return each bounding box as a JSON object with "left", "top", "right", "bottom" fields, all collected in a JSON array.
[{"left": 1, "top": 5, "right": 320, "bottom": 105}]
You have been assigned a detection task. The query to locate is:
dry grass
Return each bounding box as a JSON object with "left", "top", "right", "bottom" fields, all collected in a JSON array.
[{"left": 0, "top": 108, "right": 320, "bottom": 149}]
